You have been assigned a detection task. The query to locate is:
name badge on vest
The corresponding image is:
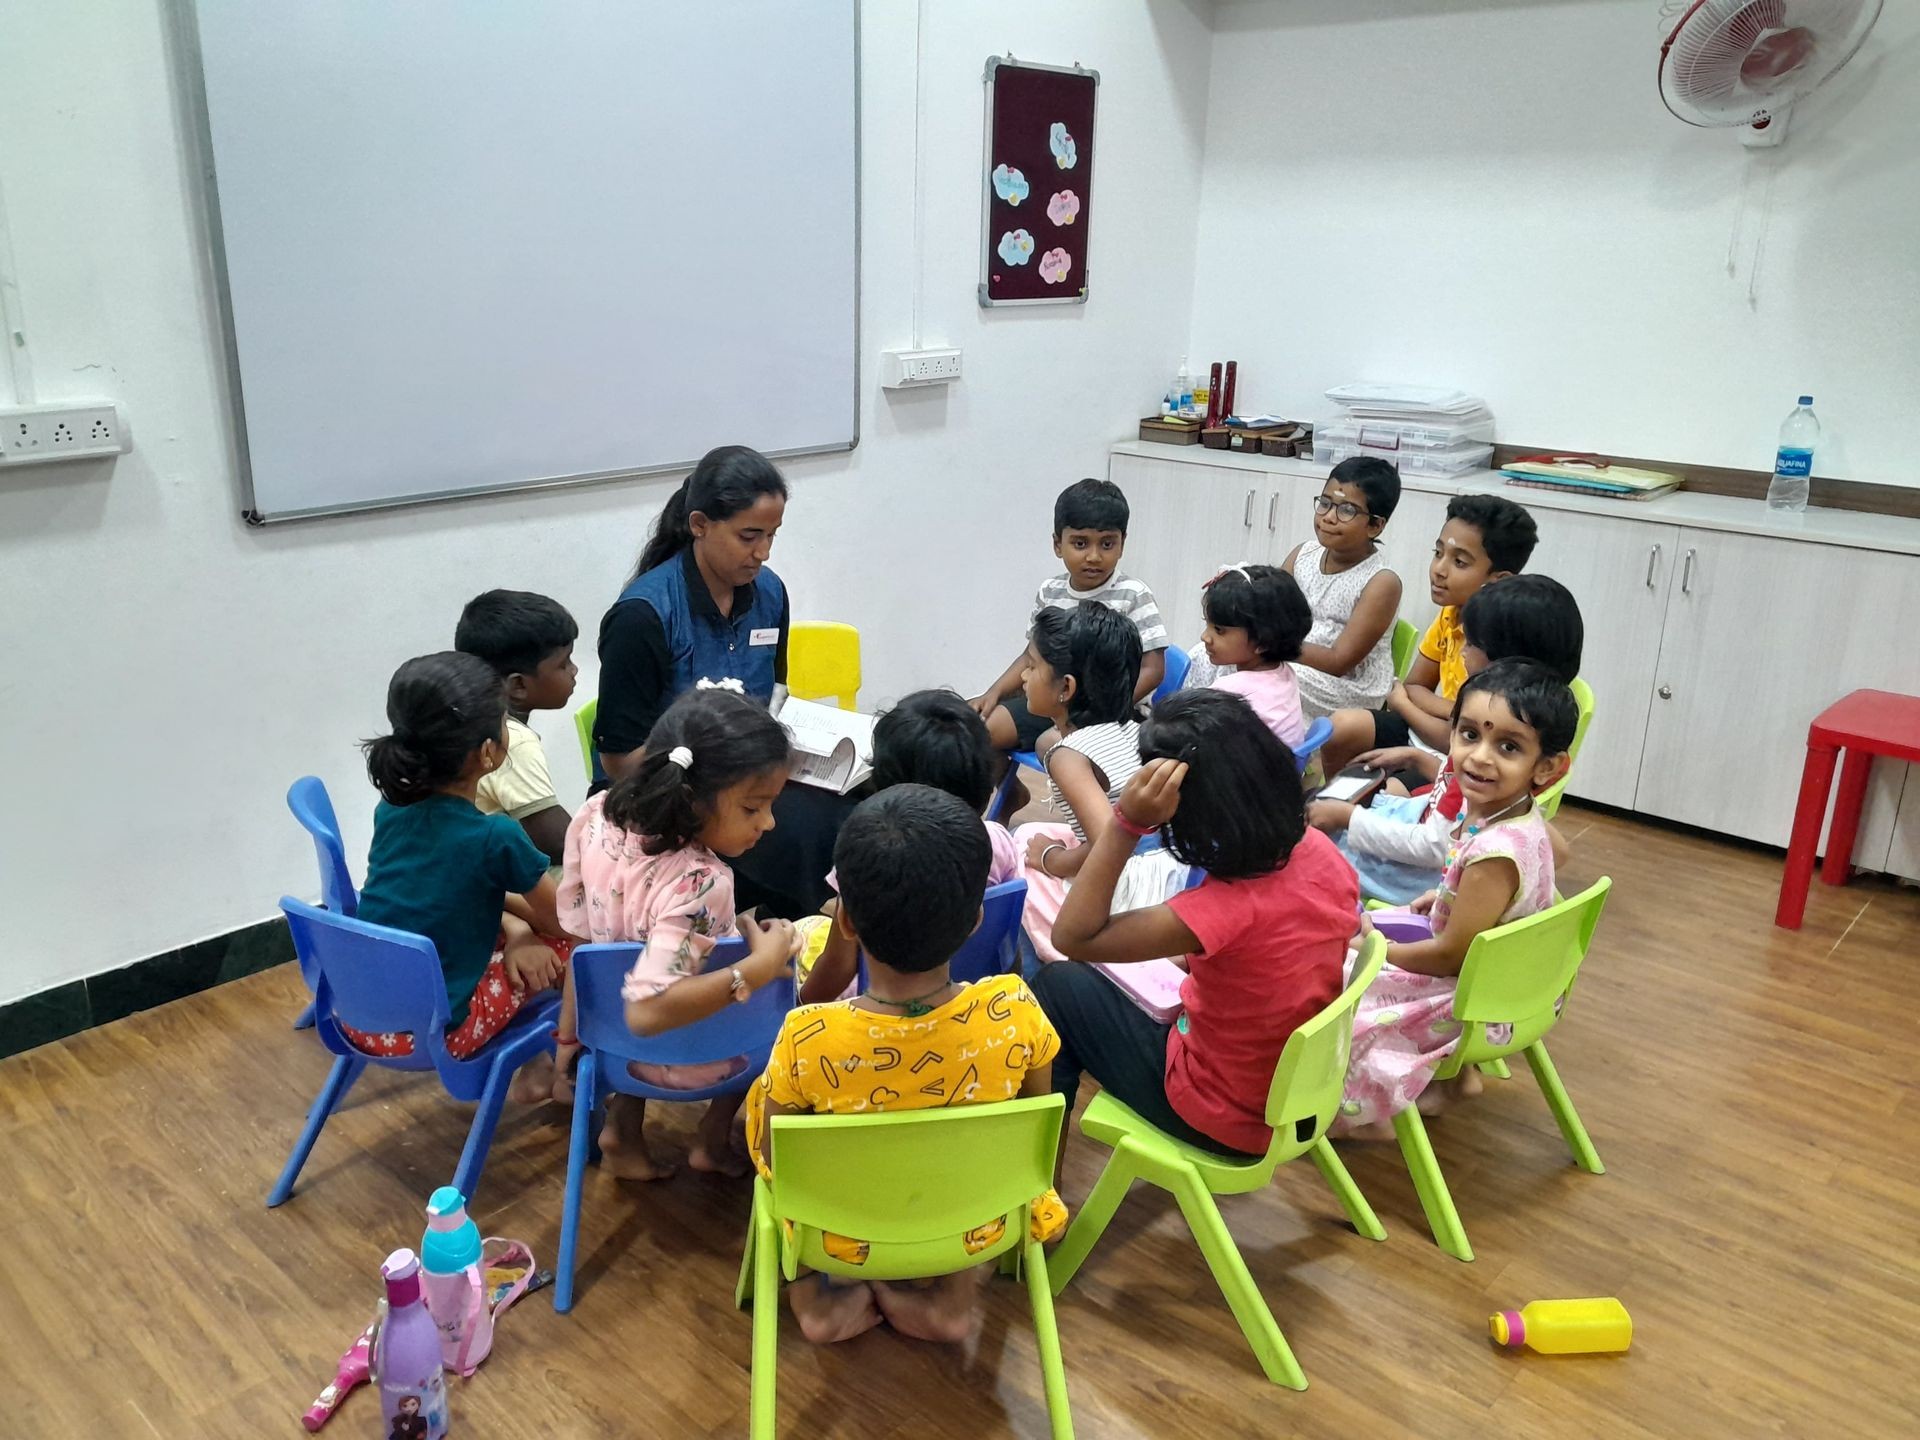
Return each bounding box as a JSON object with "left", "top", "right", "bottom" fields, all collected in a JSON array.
[{"left": 749, "top": 628, "right": 779, "bottom": 647}]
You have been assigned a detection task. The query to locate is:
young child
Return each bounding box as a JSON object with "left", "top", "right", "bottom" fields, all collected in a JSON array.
[
  {"left": 798, "top": 689, "right": 1022, "bottom": 1004},
  {"left": 1309, "top": 574, "right": 1583, "bottom": 903},
  {"left": 1010, "top": 603, "right": 1145, "bottom": 963},
  {"left": 347, "top": 653, "right": 572, "bottom": 1100},
  {"left": 971, "top": 478, "right": 1168, "bottom": 751},
  {"left": 1336, "top": 659, "right": 1575, "bottom": 1134},
  {"left": 455, "top": 589, "right": 580, "bottom": 865},
  {"left": 1319, "top": 492, "right": 1539, "bottom": 774},
  {"left": 1282, "top": 457, "right": 1405, "bottom": 720},
  {"left": 557, "top": 687, "right": 800, "bottom": 1179},
  {"left": 747, "top": 785, "right": 1066, "bottom": 1344},
  {"left": 1030, "top": 689, "right": 1357, "bottom": 1162},
  {"left": 1197, "top": 563, "right": 1312, "bottom": 751}
]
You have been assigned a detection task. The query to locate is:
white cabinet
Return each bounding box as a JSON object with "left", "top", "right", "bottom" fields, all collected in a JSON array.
[
  {"left": 1634, "top": 528, "right": 1920, "bottom": 853},
  {"left": 1368, "top": 488, "right": 1451, "bottom": 639}
]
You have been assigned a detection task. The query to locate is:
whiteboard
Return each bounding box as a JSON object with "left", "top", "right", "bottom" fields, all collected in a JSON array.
[{"left": 182, "top": 2, "right": 859, "bottom": 523}]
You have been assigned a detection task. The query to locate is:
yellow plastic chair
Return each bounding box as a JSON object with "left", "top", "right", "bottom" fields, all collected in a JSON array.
[
  {"left": 1047, "top": 936, "right": 1388, "bottom": 1390},
  {"left": 787, "top": 621, "right": 862, "bottom": 711},
  {"left": 1391, "top": 618, "right": 1419, "bottom": 680},
  {"left": 1535, "top": 677, "right": 1595, "bottom": 821},
  {"left": 737, "top": 1095, "right": 1073, "bottom": 1438},
  {"left": 1386, "top": 877, "right": 1612, "bottom": 1263},
  {"left": 573, "top": 698, "right": 598, "bottom": 778}
]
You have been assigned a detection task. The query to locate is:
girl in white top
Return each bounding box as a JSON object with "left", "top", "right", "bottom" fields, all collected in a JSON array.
[
  {"left": 1282, "top": 460, "right": 1405, "bottom": 719},
  {"left": 1012, "top": 603, "right": 1144, "bottom": 962}
]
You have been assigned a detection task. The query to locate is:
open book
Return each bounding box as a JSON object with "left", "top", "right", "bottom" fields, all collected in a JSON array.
[{"left": 775, "top": 695, "right": 877, "bottom": 795}]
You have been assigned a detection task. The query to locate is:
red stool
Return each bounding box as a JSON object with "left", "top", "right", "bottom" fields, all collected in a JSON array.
[{"left": 1776, "top": 689, "right": 1920, "bottom": 929}]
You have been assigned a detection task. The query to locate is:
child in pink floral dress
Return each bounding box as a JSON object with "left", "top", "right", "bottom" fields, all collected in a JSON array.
[{"left": 1337, "top": 661, "right": 1574, "bottom": 1134}]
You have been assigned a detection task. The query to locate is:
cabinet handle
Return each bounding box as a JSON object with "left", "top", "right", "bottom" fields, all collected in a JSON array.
[
  {"left": 1243, "top": 490, "right": 1254, "bottom": 526},
  {"left": 1659, "top": 684, "right": 1673, "bottom": 699},
  {"left": 1267, "top": 493, "right": 1280, "bottom": 531},
  {"left": 1681, "top": 547, "right": 1697, "bottom": 594},
  {"left": 1645, "top": 543, "right": 1661, "bottom": 589}
]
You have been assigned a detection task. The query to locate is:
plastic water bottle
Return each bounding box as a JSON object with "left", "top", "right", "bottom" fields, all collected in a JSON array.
[
  {"left": 1766, "top": 395, "right": 1819, "bottom": 513},
  {"left": 375, "top": 1248, "right": 450, "bottom": 1438},
  {"left": 420, "top": 1186, "right": 493, "bottom": 1376},
  {"left": 1176, "top": 357, "right": 1194, "bottom": 416},
  {"left": 1489, "top": 1297, "right": 1633, "bottom": 1355}
]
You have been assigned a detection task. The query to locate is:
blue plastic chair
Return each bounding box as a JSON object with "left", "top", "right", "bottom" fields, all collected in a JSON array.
[
  {"left": 286, "top": 777, "right": 359, "bottom": 1030},
  {"left": 857, "top": 877, "right": 1029, "bottom": 993},
  {"left": 1292, "top": 714, "right": 1333, "bottom": 773},
  {"left": 267, "top": 897, "right": 560, "bottom": 1209},
  {"left": 555, "top": 939, "right": 796, "bottom": 1311}
]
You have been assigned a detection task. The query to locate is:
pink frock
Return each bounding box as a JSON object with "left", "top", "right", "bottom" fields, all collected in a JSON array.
[{"left": 1337, "top": 804, "right": 1555, "bottom": 1126}]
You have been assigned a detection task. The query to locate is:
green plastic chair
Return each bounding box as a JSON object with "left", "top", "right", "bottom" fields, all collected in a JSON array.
[
  {"left": 1534, "top": 677, "right": 1595, "bottom": 821},
  {"left": 1391, "top": 618, "right": 1419, "bottom": 680},
  {"left": 574, "top": 698, "right": 597, "bottom": 778},
  {"left": 1047, "top": 935, "right": 1388, "bottom": 1390},
  {"left": 1386, "top": 876, "right": 1612, "bottom": 1263},
  {"left": 736, "top": 1094, "right": 1073, "bottom": 1438}
]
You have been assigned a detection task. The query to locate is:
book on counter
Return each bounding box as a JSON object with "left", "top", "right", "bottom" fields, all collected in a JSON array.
[
  {"left": 1501, "top": 455, "right": 1682, "bottom": 502},
  {"left": 775, "top": 694, "right": 876, "bottom": 794}
]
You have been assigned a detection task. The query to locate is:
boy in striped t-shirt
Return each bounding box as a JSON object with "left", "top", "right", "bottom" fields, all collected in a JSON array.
[{"left": 971, "top": 478, "right": 1169, "bottom": 751}]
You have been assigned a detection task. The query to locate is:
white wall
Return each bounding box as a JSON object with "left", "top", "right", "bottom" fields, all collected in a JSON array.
[
  {"left": 0, "top": 0, "right": 1213, "bottom": 1003},
  {"left": 1192, "top": 0, "right": 1920, "bottom": 483}
]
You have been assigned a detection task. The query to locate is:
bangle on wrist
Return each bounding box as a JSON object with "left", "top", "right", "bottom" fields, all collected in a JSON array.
[
  {"left": 1038, "top": 842, "right": 1066, "bottom": 878},
  {"left": 1110, "top": 804, "right": 1154, "bottom": 838},
  {"left": 728, "top": 964, "right": 751, "bottom": 1004}
]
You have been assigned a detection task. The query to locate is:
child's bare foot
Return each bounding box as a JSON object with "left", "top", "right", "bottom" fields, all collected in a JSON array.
[
  {"left": 688, "top": 1139, "right": 751, "bottom": 1178},
  {"left": 1334, "top": 1116, "right": 1397, "bottom": 1142},
  {"left": 1455, "top": 1066, "right": 1486, "bottom": 1101},
  {"left": 550, "top": 1041, "right": 581, "bottom": 1106},
  {"left": 508, "top": 1054, "right": 555, "bottom": 1105},
  {"left": 598, "top": 1117, "right": 674, "bottom": 1181},
  {"left": 874, "top": 1271, "right": 981, "bottom": 1344},
  {"left": 790, "top": 1275, "right": 883, "bottom": 1344}
]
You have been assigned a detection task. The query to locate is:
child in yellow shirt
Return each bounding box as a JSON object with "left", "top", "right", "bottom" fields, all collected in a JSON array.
[{"left": 746, "top": 784, "right": 1066, "bottom": 1344}]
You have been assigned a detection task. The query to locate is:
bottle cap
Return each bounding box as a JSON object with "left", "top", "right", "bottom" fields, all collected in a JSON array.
[
  {"left": 382, "top": 1247, "right": 422, "bottom": 1306},
  {"left": 1798, "top": 395, "right": 1813, "bottom": 406},
  {"left": 1489, "top": 1309, "right": 1524, "bottom": 1347},
  {"left": 421, "top": 1186, "right": 483, "bottom": 1273}
]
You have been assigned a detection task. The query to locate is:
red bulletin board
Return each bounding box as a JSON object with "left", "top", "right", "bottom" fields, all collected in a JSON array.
[{"left": 979, "top": 56, "right": 1098, "bottom": 307}]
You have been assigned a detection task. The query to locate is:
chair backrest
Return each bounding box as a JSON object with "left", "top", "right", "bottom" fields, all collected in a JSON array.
[
  {"left": 856, "top": 877, "right": 1030, "bottom": 993},
  {"left": 1151, "top": 643, "right": 1191, "bottom": 706},
  {"left": 768, "top": 1094, "right": 1064, "bottom": 1273},
  {"left": 1533, "top": 676, "right": 1595, "bottom": 821},
  {"left": 1391, "top": 618, "right": 1419, "bottom": 679},
  {"left": 287, "top": 776, "right": 358, "bottom": 916},
  {"left": 571, "top": 938, "right": 794, "bottom": 1070},
  {"left": 1263, "top": 933, "right": 1385, "bottom": 1162},
  {"left": 788, "top": 621, "right": 862, "bottom": 710},
  {"left": 281, "top": 895, "right": 449, "bottom": 1045},
  {"left": 574, "top": 698, "right": 599, "bottom": 779},
  {"left": 1292, "top": 714, "right": 1333, "bottom": 773},
  {"left": 1450, "top": 876, "right": 1611, "bottom": 1066}
]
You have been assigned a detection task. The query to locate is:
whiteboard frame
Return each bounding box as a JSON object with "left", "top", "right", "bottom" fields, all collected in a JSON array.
[{"left": 170, "top": 0, "right": 862, "bottom": 526}]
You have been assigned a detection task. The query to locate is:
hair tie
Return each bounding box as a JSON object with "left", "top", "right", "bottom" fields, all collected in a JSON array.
[
  {"left": 695, "top": 677, "right": 746, "bottom": 695},
  {"left": 1205, "top": 563, "right": 1254, "bottom": 589},
  {"left": 667, "top": 745, "right": 694, "bottom": 770}
]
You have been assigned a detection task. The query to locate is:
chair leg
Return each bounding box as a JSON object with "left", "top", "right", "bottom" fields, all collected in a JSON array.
[
  {"left": 452, "top": 1047, "right": 517, "bottom": 1206},
  {"left": 1307, "top": 1137, "right": 1385, "bottom": 1242},
  {"left": 748, "top": 1192, "right": 781, "bottom": 1440},
  {"left": 1048, "top": 1149, "right": 1139, "bottom": 1294},
  {"left": 1524, "top": 1041, "right": 1604, "bottom": 1175},
  {"left": 1822, "top": 748, "right": 1872, "bottom": 886},
  {"left": 555, "top": 1052, "right": 598, "bottom": 1314},
  {"left": 1170, "top": 1169, "right": 1306, "bottom": 1389},
  {"left": 267, "top": 1054, "right": 362, "bottom": 1207},
  {"left": 1776, "top": 741, "right": 1837, "bottom": 928},
  {"left": 292, "top": 1000, "right": 316, "bottom": 1031},
  {"left": 1023, "top": 1238, "right": 1076, "bottom": 1440},
  {"left": 1477, "top": 1058, "right": 1511, "bottom": 1080},
  {"left": 1391, "top": 1106, "right": 1472, "bottom": 1262}
]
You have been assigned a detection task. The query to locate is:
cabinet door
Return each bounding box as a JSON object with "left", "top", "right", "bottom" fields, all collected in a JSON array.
[
  {"left": 1255, "top": 473, "right": 1323, "bottom": 568},
  {"left": 1110, "top": 454, "right": 1264, "bottom": 652},
  {"left": 1369, "top": 489, "right": 1453, "bottom": 639},
  {"left": 1884, "top": 767, "right": 1920, "bottom": 883},
  {"left": 1635, "top": 528, "right": 1920, "bottom": 850}
]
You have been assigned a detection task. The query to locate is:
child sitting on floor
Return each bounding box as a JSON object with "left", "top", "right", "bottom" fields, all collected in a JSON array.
[
  {"left": 1308, "top": 574, "right": 1583, "bottom": 902},
  {"left": 1197, "top": 563, "right": 1312, "bottom": 751},
  {"left": 348, "top": 652, "right": 573, "bottom": 1100},
  {"left": 798, "top": 689, "right": 1021, "bottom": 1004},
  {"left": 1009, "top": 603, "right": 1144, "bottom": 963},
  {"left": 1337, "top": 659, "right": 1574, "bottom": 1135},
  {"left": 748, "top": 785, "right": 1066, "bottom": 1344},
  {"left": 557, "top": 688, "right": 801, "bottom": 1179}
]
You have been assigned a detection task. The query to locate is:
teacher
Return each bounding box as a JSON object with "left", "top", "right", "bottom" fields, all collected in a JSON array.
[{"left": 592, "top": 444, "right": 847, "bottom": 917}]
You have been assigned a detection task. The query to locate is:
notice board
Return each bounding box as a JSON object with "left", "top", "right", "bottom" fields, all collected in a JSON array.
[{"left": 979, "top": 57, "right": 1098, "bottom": 307}]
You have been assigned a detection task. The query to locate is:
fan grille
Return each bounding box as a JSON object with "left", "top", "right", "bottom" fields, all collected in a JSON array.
[{"left": 1660, "top": 0, "right": 1883, "bottom": 127}]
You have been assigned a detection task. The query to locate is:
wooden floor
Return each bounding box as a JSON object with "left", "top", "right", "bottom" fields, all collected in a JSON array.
[{"left": 4, "top": 805, "right": 1919, "bottom": 1438}]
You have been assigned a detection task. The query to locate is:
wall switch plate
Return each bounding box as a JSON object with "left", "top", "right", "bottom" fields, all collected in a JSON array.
[
  {"left": 0, "top": 401, "right": 132, "bottom": 466},
  {"left": 880, "top": 346, "right": 962, "bottom": 389}
]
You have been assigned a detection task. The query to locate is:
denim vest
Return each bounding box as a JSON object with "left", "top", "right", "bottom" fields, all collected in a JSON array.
[{"left": 617, "top": 548, "right": 787, "bottom": 703}]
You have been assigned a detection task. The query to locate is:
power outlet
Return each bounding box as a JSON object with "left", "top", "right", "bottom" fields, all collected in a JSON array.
[
  {"left": 881, "top": 346, "right": 963, "bottom": 389},
  {"left": 0, "top": 401, "right": 131, "bottom": 466}
]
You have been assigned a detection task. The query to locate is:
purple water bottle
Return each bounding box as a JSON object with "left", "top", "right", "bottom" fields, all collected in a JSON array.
[{"left": 375, "top": 1248, "right": 450, "bottom": 1439}]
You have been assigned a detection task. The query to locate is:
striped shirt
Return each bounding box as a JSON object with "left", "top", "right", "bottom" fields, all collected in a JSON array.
[
  {"left": 1033, "top": 573, "right": 1168, "bottom": 653},
  {"left": 1045, "top": 719, "right": 1144, "bottom": 841}
]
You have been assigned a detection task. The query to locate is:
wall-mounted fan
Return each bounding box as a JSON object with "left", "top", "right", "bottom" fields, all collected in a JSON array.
[{"left": 1659, "top": 0, "right": 1884, "bottom": 145}]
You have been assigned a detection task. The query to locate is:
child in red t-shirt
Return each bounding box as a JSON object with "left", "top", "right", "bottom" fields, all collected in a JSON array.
[{"left": 1030, "top": 688, "right": 1358, "bottom": 1161}]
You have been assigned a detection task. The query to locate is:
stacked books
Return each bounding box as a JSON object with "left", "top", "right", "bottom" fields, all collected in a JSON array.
[
  {"left": 1320, "top": 383, "right": 1495, "bottom": 476},
  {"left": 1501, "top": 455, "right": 1682, "bottom": 503}
]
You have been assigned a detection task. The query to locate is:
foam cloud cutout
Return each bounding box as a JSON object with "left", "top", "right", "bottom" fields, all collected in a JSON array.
[
  {"left": 991, "top": 163, "right": 1030, "bottom": 205},
  {"left": 997, "top": 228, "right": 1035, "bottom": 266},
  {"left": 1047, "top": 189, "right": 1080, "bottom": 226},
  {"left": 1049, "top": 123, "right": 1077, "bottom": 170},
  {"left": 1038, "top": 247, "right": 1072, "bottom": 285}
]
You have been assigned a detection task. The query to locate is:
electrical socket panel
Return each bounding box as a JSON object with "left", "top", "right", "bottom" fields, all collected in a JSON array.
[
  {"left": 0, "top": 401, "right": 132, "bottom": 466},
  {"left": 880, "top": 347, "right": 962, "bottom": 389}
]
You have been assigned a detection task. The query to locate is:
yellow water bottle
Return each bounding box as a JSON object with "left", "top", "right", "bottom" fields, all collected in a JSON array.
[{"left": 1489, "top": 1298, "right": 1632, "bottom": 1354}]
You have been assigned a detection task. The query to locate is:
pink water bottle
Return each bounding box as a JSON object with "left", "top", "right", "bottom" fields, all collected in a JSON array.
[
  {"left": 375, "top": 1248, "right": 450, "bottom": 1438},
  {"left": 420, "top": 1186, "right": 492, "bottom": 1375}
]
